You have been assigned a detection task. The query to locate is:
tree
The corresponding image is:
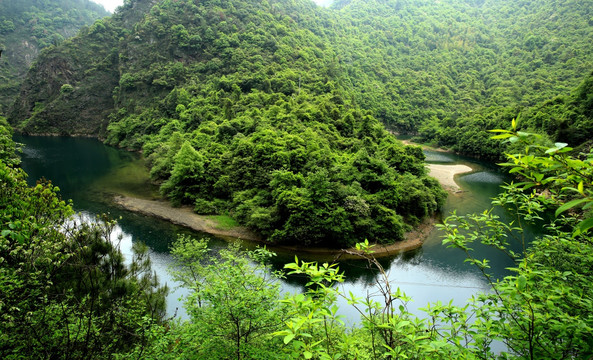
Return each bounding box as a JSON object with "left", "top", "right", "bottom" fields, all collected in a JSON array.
[
  {"left": 122, "top": 236, "right": 289, "bottom": 359},
  {"left": 0, "top": 122, "right": 167, "bottom": 359},
  {"left": 160, "top": 141, "right": 206, "bottom": 206}
]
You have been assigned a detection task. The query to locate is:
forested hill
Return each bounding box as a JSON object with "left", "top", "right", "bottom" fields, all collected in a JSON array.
[
  {"left": 9, "top": 0, "right": 448, "bottom": 247},
  {"left": 0, "top": 0, "right": 109, "bottom": 114},
  {"left": 7, "top": 0, "right": 593, "bottom": 244},
  {"left": 520, "top": 71, "right": 593, "bottom": 147},
  {"left": 328, "top": 0, "right": 593, "bottom": 158},
  {"left": 10, "top": 0, "right": 593, "bottom": 154}
]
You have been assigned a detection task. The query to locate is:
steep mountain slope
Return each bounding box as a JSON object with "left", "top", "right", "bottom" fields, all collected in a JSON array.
[
  {"left": 0, "top": 0, "right": 109, "bottom": 113},
  {"left": 328, "top": 0, "right": 593, "bottom": 158},
  {"left": 520, "top": 71, "right": 593, "bottom": 150}
]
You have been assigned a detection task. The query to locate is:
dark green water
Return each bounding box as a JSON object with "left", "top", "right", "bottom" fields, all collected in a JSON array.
[{"left": 15, "top": 135, "right": 539, "bottom": 322}]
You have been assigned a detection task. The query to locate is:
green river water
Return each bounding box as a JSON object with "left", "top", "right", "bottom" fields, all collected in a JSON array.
[{"left": 15, "top": 135, "right": 540, "bottom": 322}]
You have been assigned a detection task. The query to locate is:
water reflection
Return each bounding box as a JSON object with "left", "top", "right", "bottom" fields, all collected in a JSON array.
[{"left": 15, "top": 136, "right": 536, "bottom": 323}]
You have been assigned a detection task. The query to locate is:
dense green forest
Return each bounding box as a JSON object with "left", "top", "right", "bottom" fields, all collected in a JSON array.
[
  {"left": 8, "top": 0, "right": 593, "bottom": 245},
  {"left": 330, "top": 0, "right": 593, "bottom": 159},
  {"left": 0, "top": 0, "right": 109, "bottom": 113}
]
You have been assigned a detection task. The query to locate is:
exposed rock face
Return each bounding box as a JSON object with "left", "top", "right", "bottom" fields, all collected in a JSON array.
[{"left": 0, "top": 0, "right": 109, "bottom": 113}]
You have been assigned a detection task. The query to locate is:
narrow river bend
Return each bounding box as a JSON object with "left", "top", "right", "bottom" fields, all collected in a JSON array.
[{"left": 15, "top": 135, "right": 539, "bottom": 322}]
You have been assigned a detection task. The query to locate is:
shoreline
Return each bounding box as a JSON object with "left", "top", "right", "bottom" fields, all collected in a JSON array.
[
  {"left": 111, "top": 158, "right": 473, "bottom": 259},
  {"left": 112, "top": 194, "right": 439, "bottom": 259},
  {"left": 398, "top": 136, "right": 474, "bottom": 191},
  {"left": 112, "top": 195, "right": 263, "bottom": 242},
  {"left": 103, "top": 136, "right": 474, "bottom": 259}
]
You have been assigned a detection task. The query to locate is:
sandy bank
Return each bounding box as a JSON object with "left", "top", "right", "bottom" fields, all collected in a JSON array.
[
  {"left": 428, "top": 164, "right": 473, "bottom": 191},
  {"left": 112, "top": 195, "right": 437, "bottom": 259},
  {"left": 112, "top": 196, "right": 262, "bottom": 242}
]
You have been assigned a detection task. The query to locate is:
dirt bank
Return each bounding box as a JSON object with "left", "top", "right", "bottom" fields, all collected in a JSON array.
[
  {"left": 112, "top": 196, "right": 262, "bottom": 242},
  {"left": 111, "top": 195, "right": 438, "bottom": 259}
]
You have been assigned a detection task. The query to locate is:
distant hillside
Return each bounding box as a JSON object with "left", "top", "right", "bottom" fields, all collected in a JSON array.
[
  {"left": 519, "top": 71, "right": 593, "bottom": 151},
  {"left": 0, "top": 0, "right": 109, "bottom": 113},
  {"left": 327, "top": 0, "right": 593, "bottom": 158}
]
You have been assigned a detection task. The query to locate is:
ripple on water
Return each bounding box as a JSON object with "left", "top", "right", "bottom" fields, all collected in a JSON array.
[
  {"left": 460, "top": 171, "right": 505, "bottom": 184},
  {"left": 424, "top": 151, "right": 456, "bottom": 163},
  {"left": 21, "top": 147, "right": 43, "bottom": 159}
]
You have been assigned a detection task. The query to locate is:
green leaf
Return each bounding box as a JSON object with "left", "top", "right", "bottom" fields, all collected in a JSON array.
[
  {"left": 491, "top": 133, "right": 514, "bottom": 140},
  {"left": 304, "top": 351, "right": 313, "bottom": 359},
  {"left": 575, "top": 217, "right": 593, "bottom": 237},
  {"left": 283, "top": 333, "right": 295, "bottom": 344},
  {"left": 508, "top": 167, "right": 524, "bottom": 174},
  {"left": 14, "top": 234, "right": 25, "bottom": 245},
  {"left": 555, "top": 198, "right": 590, "bottom": 217},
  {"left": 557, "top": 146, "right": 573, "bottom": 153},
  {"left": 517, "top": 275, "right": 527, "bottom": 290}
]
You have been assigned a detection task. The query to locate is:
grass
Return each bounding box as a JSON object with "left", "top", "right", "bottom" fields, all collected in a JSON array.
[{"left": 207, "top": 215, "right": 240, "bottom": 230}]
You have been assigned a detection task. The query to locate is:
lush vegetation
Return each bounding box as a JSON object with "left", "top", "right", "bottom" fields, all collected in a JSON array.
[
  {"left": 418, "top": 71, "right": 593, "bottom": 160},
  {"left": 7, "top": 0, "right": 593, "bottom": 244},
  {"left": 10, "top": 0, "right": 451, "bottom": 247},
  {"left": 5, "top": 111, "right": 593, "bottom": 358},
  {"left": 114, "top": 129, "right": 593, "bottom": 359},
  {"left": 0, "top": 0, "right": 109, "bottom": 113},
  {"left": 0, "top": 119, "right": 167, "bottom": 359},
  {"left": 3, "top": 0, "right": 593, "bottom": 357},
  {"left": 10, "top": 0, "right": 593, "bottom": 156},
  {"left": 517, "top": 71, "right": 593, "bottom": 151}
]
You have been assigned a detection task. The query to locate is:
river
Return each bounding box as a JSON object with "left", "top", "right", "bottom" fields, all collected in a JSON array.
[{"left": 15, "top": 135, "right": 538, "bottom": 323}]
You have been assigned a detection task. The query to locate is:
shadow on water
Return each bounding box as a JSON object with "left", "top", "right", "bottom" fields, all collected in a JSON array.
[{"left": 15, "top": 136, "right": 544, "bottom": 322}]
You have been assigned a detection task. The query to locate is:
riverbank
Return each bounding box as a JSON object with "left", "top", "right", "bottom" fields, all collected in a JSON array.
[
  {"left": 112, "top": 195, "right": 263, "bottom": 241},
  {"left": 427, "top": 164, "right": 473, "bottom": 191},
  {"left": 399, "top": 137, "right": 474, "bottom": 190},
  {"left": 112, "top": 194, "right": 439, "bottom": 259}
]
